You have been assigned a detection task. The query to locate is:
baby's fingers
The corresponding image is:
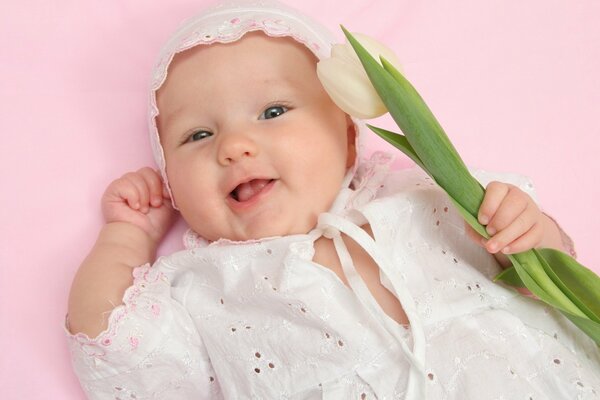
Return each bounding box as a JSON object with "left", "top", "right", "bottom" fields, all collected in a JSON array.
[
  {"left": 478, "top": 182, "right": 510, "bottom": 225},
  {"left": 480, "top": 183, "right": 527, "bottom": 235},
  {"left": 497, "top": 222, "right": 544, "bottom": 254},
  {"left": 122, "top": 172, "right": 151, "bottom": 212},
  {"left": 103, "top": 176, "right": 141, "bottom": 211},
  {"left": 137, "top": 167, "right": 165, "bottom": 208},
  {"left": 484, "top": 205, "right": 539, "bottom": 253}
]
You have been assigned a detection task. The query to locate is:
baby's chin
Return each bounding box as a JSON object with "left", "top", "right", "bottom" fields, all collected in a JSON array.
[{"left": 195, "top": 218, "right": 319, "bottom": 244}]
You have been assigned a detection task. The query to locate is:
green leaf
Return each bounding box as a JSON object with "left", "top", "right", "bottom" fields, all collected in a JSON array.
[
  {"left": 366, "top": 125, "right": 426, "bottom": 171},
  {"left": 532, "top": 249, "right": 597, "bottom": 321},
  {"left": 538, "top": 248, "right": 600, "bottom": 322},
  {"left": 379, "top": 57, "right": 458, "bottom": 154},
  {"left": 494, "top": 266, "right": 525, "bottom": 287},
  {"left": 511, "top": 252, "right": 587, "bottom": 318},
  {"left": 532, "top": 249, "right": 595, "bottom": 319},
  {"left": 506, "top": 255, "right": 557, "bottom": 306},
  {"left": 561, "top": 313, "right": 600, "bottom": 346}
]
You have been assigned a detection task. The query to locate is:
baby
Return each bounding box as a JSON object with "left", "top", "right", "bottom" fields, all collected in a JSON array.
[{"left": 66, "top": 1, "right": 600, "bottom": 399}]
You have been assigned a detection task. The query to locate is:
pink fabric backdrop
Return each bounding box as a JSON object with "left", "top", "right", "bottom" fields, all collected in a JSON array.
[{"left": 1, "top": 1, "right": 598, "bottom": 397}]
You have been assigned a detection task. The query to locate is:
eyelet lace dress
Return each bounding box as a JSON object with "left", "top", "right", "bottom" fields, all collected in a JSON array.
[{"left": 66, "top": 155, "right": 600, "bottom": 399}]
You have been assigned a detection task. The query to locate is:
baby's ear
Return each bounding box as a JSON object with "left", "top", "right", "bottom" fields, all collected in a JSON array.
[{"left": 345, "top": 115, "right": 357, "bottom": 168}]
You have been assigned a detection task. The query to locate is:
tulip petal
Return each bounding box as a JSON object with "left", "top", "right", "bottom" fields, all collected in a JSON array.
[
  {"left": 352, "top": 32, "right": 403, "bottom": 72},
  {"left": 317, "top": 57, "right": 387, "bottom": 118},
  {"left": 331, "top": 43, "right": 359, "bottom": 65}
]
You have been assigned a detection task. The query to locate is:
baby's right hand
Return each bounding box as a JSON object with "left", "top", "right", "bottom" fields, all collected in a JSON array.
[{"left": 101, "top": 167, "right": 176, "bottom": 243}]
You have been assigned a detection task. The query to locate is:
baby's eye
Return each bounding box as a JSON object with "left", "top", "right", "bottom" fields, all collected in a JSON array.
[
  {"left": 259, "top": 105, "right": 288, "bottom": 120},
  {"left": 187, "top": 130, "right": 212, "bottom": 143}
]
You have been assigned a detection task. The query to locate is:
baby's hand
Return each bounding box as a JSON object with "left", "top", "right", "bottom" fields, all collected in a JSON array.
[
  {"left": 101, "top": 167, "right": 176, "bottom": 243},
  {"left": 465, "top": 181, "right": 544, "bottom": 255}
]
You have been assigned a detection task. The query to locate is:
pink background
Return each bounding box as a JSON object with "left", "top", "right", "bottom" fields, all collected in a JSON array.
[{"left": 1, "top": 1, "right": 599, "bottom": 397}]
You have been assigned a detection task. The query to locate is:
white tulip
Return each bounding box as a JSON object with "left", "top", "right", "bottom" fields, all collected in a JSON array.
[{"left": 317, "top": 33, "right": 402, "bottom": 119}]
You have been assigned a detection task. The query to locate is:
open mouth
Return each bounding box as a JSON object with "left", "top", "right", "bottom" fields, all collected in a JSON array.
[{"left": 230, "top": 179, "right": 275, "bottom": 202}]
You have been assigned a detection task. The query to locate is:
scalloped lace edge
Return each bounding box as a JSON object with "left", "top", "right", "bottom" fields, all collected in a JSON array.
[{"left": 64, "top": 263, "right": 159, "bottom": 345}]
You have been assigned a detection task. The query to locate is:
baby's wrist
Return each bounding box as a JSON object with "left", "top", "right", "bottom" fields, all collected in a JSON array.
[
  {"left": 97, "top": 222, "right": 159, "bottom": 265},
  {"left": 540, "top": 213, "right": 577, "bottom": 258}
]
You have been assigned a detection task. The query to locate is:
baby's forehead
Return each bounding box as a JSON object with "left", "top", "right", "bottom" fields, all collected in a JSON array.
[
  {"left": 157, "top": 32, "right": 319, "bottom": 102},
  {"left": 155, "top": 33, "right": 326, "bottom": 140}
]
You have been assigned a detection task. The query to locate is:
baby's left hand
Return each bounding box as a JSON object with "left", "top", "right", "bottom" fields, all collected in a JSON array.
[{"left": 465, "top": 181, "right": 545, "bottom": 255}]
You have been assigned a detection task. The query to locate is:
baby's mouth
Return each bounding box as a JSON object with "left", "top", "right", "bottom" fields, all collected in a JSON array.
[{"left": 230, "top": 179, "right": 275, "bottom": 202}]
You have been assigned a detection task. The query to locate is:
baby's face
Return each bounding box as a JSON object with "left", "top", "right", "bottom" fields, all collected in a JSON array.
[{"left": 157, "top": 32, "right": 355, "bottom": 242}]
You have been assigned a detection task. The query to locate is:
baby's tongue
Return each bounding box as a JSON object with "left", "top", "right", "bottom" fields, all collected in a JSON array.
[{"left": 235, "top": 179, "right": 270, "bottom": 202}]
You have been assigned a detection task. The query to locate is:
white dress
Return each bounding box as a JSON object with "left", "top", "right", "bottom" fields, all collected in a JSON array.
[{"left": 66, "top": 154, "right": 600, "bottom": 399}]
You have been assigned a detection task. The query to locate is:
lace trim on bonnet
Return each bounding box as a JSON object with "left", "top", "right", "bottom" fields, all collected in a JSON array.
[{"left": 148, "top": 0, "right": 370, "bottom": 213}]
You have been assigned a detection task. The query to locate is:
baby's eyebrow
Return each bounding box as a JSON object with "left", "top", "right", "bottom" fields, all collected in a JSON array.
[{"left": 160, "top": 106, "right": 187, "bottom": 130}]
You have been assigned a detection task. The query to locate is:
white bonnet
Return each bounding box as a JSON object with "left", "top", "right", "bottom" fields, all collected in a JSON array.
[{"left": 148, "top": 0, "right": 369, "bottom": 207}]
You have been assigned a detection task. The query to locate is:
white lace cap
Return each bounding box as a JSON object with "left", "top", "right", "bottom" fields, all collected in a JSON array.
[{"left": 147, "top": 0, "right": 369, "bottom": 210}]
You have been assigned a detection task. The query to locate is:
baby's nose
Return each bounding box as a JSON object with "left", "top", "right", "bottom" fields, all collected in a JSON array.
[{"left": 217, "top": 132, "right": 259, "bottom": 165}]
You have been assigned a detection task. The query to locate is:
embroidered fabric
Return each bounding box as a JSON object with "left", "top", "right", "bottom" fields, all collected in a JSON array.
[
  {"left": 66, "top": 264, "right": 223, "bottom": 398},
  {"left": 66, "top": 162, "right": 600, "bottom": 399}
]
